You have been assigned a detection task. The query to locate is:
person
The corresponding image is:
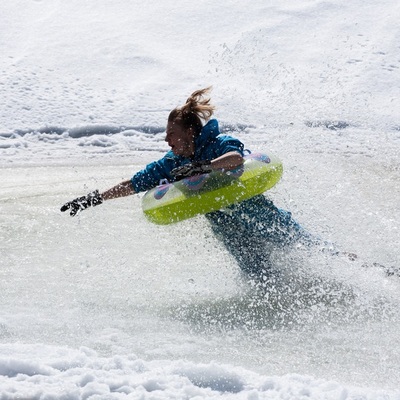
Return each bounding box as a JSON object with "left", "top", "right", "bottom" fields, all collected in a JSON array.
[{"left": 61, "top": 87, "right": 319, "bottom": 280}]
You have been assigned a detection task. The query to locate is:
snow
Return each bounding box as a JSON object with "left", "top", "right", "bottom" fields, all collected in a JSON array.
[
  {"left": 0, "top": 345, "right": 398, "bottom": 399},
  {"left": 1, "top": 0, "right": 400, "bottom": 398}
]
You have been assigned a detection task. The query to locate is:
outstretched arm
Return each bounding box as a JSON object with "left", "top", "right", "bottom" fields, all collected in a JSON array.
[
  {"left": 61, "top": 180, "right": 135, "bottom": 216},
  {"left": 61, "top": 152, "right": 244, "bottom": 216},
  {"left": 101, "top": 180, "right": 135, "bottom": 201}
]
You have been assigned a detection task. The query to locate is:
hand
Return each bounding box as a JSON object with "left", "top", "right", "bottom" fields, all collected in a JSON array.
[
  {"left": 60, "top": 190, "right": 103, "bottom": 216},
  {"left": 171, "top": 160, "right": 212, "bottom": 181}
]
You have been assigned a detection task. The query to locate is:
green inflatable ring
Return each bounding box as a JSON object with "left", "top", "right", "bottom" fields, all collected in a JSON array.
[{"left": 142, "top": 152, "right": 283, "bottom": 225}]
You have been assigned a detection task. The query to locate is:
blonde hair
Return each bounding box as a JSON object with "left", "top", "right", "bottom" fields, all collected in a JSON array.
[{"left": 168, "top": 87, "right": 215, "bottom": 134}]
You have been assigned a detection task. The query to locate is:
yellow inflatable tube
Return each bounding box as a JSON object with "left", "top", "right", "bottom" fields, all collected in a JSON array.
[{"left": 142, "top": 152, "right": 283, "bottom": 225}]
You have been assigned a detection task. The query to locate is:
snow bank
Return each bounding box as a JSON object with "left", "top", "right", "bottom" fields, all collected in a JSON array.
[{"left": 0, "top": 345, "right": 398, "bottom": 399}]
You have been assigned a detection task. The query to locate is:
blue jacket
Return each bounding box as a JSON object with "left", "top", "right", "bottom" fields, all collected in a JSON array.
[{"left": 131, "top": 119, "right": 244, "bottom": 193}]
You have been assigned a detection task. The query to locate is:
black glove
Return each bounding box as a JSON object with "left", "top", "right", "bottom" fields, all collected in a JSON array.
[
  {"left": 60, "top": 190, "right": 103, "bottom": 216},
  {"left": 171, "top": 160, "right": 212, "bottom": 181}
]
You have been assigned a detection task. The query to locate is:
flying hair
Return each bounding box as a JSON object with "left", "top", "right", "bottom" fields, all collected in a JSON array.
[{"left": 168, "top": 87, "right": 215, "bottom": 134}]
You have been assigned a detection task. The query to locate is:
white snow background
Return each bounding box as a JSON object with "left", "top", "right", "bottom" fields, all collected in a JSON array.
[{"left": 1, "top": 0, "right": 400, "bottom": 399}]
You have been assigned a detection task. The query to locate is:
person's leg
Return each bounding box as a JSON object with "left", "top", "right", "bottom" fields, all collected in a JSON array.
[
  {"left": 206, "top": 195, "right": 325, "bottom": 279},
  {"left": 205, "top": 210, "right": 273, "bottom": 278}
]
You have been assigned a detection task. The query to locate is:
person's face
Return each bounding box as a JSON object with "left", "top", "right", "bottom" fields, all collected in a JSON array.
[{"left": 165, "top": 121, "right": 195, "bottom": 157}]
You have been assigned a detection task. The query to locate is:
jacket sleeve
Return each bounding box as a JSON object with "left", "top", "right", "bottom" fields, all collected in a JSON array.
[{"left": 130, "top": 153, "right": 181, "bottom": 193}]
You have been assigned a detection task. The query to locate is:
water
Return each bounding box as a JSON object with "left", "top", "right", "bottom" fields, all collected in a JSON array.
[{"left": 1, "top": 124, "right": 399, "bottom": 397}]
